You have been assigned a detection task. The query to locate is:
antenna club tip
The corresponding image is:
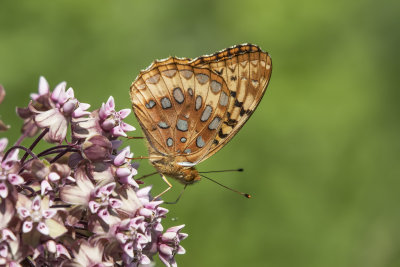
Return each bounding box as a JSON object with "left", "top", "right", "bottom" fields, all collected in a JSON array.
[
  {"left": 238, "top": 168, "right": 244, "bottom": 172},
  {"left": 244, "top": 193, "right": 251, "bottom": 198}
]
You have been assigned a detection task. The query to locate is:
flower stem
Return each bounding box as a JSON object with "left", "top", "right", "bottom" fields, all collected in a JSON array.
[
  {"left": 13, "top": 124, "right": 35, "bottom": 146},
  {"left": 20, "top": 128, "right": 49, "bottom": 164},
  {"left": 2, "top": 145, "right": 37, "bottom": 162}
]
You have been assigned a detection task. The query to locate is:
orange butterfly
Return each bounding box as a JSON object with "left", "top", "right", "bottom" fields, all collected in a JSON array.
[{"left": 130, "top": 44, "right": 272, "bottom": 197}]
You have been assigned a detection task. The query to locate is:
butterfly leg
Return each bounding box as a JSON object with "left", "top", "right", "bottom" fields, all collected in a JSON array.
[
  {"left": 136, "top": 171, "right": 159, "bottom": 180},
  {"left": 126, "top": 136, "right": 145, "bottom": 139},
  {"left": 153, "top": 174, "right": 173, "bottom": 200},
  {"left": 165, "top": 185, "right": 187, "bottom": 205}
]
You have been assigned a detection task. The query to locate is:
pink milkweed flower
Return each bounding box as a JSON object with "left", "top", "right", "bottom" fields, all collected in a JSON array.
[
  {"left": 158, "top": 225, "right": 188, "bottom": 267},
  {"left": 99, "top": 96, "right": 135, "bottom": 137},
  {"left": 113, "top": 146, "right": 138, "bottom": 187},
  {"left": 115, "top": 217, "right": 151, "bottom": 266},
  {"left": 16, "top": 195, "right": 66, "bottom": 237},
  {"left": 138, "top": 200, "right": 169, "bottom": 238},
  {"left": 32, "top": 240, "right": 71, "bottom": 265},
  {"left": 65, "top": 240, "right": 114, "bottom": 267},
  {"left": 0, "top": 148, "right": 23, "bottom": 199},
  {"left": 29, "top": 80, "right": 91, "bottom": 143},
  {"left": 88, "top": 182, "right": 122, "bottom": 223}
]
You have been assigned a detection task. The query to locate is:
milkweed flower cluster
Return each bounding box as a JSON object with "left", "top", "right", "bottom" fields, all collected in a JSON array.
[{"left": 0, "top": 78, "right": 187, "bottom": 266}]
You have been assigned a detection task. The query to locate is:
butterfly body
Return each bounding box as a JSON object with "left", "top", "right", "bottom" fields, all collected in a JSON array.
[{"left": 130, "top": 44, "right": 272, "bottom": 187}]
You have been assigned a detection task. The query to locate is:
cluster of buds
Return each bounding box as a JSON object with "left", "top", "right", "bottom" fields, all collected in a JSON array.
[{"left": 0, "top": 78, "right": 187, "bottom": 266}]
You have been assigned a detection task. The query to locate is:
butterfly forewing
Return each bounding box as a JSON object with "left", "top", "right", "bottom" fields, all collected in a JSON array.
[
  {"left": 130, "top": 62, "right": 230, "bottom": 165},
  {"left": 190, "top": 44, "right": 272, "bottom": 161}
]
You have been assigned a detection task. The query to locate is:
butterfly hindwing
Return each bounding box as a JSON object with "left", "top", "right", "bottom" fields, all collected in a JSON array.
[{"left": 191, "top": 44, "right": 272, "bottom": 161}]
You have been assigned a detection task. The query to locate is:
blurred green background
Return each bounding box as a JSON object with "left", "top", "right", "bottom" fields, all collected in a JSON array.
[{"left": 1, "top": 0, "right": 400, "bottom": 266}]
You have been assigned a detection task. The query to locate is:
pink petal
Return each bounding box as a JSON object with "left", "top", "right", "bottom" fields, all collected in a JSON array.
[
  {"left": 129, "top": 216, "right": 144, "bottom": 228},
  {"left": 98, "top": 208, "right": 111, "bottom": 223},
  {"left": 101, "top": 182, "right": 116, "bottom": 196},
  {"left": 0, "top": 138, "right": 8, "bottom": 153},
  {"left": 51, "top": 82, "right": 66, "bottom": 102},
  {"left": 145, "top": 200, "right": 163, "bottom": 210},
  {"left": 46, "top": 240, "right": 57, "bottom": 253},
  {"left": 65, "top": 87, "right": 74, "bottom": 98},
  {"left": 56, "top": 244, "right": 71, "bottom": 258},
  {"left": 116, "top": 167, "right": 132, "bottom": 178},
  {"left": 120, "top": 121, "right": 136, "bottom": 132},
  {"left": 22, "top": 221, "right": 33, "bottom": 233},
  {"left": 136, "top": 233, "right": 148, "bottom": 244},
  {"left": 157, "top": 207, "right": 169, "bottom": 217},
  {"left": 30, "top": 93, "right": 39, "bottom": 100},
  {"left": 37, "top": 221, "right": 50, "bottom": 235},
  {"left": 32, "top": 196, "right": 41, "bottom": 211},
  {"left": 136, "top": 186, "right": 152, "bottom": 198},
  {"left": 159, "top": 253, "right": 172, "bottom": 267},
  {"left": 7, "top": 174, "right": 24, "bottom": 185},
  {"left": 41, "top": 180, "right": 53, "bottom": 195},
  {"left": 109, "top": 198, "right": 122, "bottom": 209},
  {"left": 9, "top": 262, "right": 21, "bottom": 267},
  {"left": 166, "top": 224, "right": 185, "bottom": 233},
  {"left": 98, "top": 103, "right": 108, "bottom": 120},
  {"left": 138, "top": 208, "right": 153, "bottom": 217},
  {"left": 159, "top": 244, "right": 173, "bottom": 256},
  {"left": 42, "top": 209, "right": 57, "bottom": 219},
  {"left": 162, "top": 231, "right": 177, "bottom": 242},
  {"left": 113, "top": 147, "right": 130, "bottom": 166},
  {"left": 170, "top": 258, "right": 177, "bottom": 267},
  {"left": 48, "top": 172, "right": 60, "bottom": 181},
  {"left": 72, "top": 107, "right": 91, "bottom": 118},
  {"left": 154, "top": 222, "right": 164, "bottom": 232},
  {"left": 177, "top": 245, "right": 186, "bottom": 254},
  {"left": 18, "top": 207, "right": 30, "bottom": 218},
  {"left": 89, "top": 201, "right": 100, "bottom": 213},
  {"left": 106, "top": 96, "right": 115, "bottom": 110},
  {"left": 116, "top": 232, "right": 129, "bottom": 243},
  {"left": 111, "top": 126, "right": 127, "bottom": 137},
  {"left": 0, "top": 182, "right": 8, "bottom": 198},
  {"left": 118, "top": 109, "right": 131, "bottom": 119},
  {"left": 121, "top": 174, "right": 139, "bottom": 188},
  {"left": 140, "top": 254, "right": 151, "bottom": 265},
  {"left": 178, "top": 233, "right": 188, "bottom": 240},
  {"left": 38, "top": 76, "right": 49, "bottom": 95},
  {"left": 0, "top": 244, "right": 8, "bottom": 258},
  {"left": 123, "top": 242, "right": 134, "bottom": 258},
  {"left": 101, "top": 118, "right": 116, "bottom": 131},
  {"left": 62, "top": 99, "right": 77, "bottom": 115},
  {"left": 2, "top": 229, "right": 16, "bottom": 241},
  {"left": 79, "top": 102, "right": 90, "bottom": 111}
]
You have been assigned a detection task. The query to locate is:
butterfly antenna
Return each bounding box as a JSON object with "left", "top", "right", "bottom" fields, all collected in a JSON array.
[
  {"left": 199, "top": 168, "right": 244, "bottom": 174},
  {"left": 200, "top": 174, "right": 251, "bottom": 198}
]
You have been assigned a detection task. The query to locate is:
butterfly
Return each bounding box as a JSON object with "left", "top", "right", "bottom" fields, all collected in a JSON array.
[{"left": 130, "top": 44, "right": 272, "bottom": 195}]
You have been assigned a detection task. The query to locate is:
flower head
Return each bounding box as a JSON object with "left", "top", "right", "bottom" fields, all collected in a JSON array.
[
  {"left": 158, "top": 225, "right": 188, "bottom": 267},
  {"left": 0, "top": 77, "right": 188, "bottom": 267},
  {"left": 99, "top": 96, "right": 135, "bottom": 137}
]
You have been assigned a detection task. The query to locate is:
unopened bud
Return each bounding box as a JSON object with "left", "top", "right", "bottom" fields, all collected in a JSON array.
[{"left": 82, "top": 135, "right": 112, "bottom": 162}]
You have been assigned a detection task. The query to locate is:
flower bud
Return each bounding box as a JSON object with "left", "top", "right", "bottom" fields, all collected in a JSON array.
[{"left": 82, "top": 135, "right": 112, "bottom": 162}]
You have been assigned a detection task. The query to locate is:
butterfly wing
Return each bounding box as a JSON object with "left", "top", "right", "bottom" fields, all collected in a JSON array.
[
  {"left": 130, "top": 60, "right": 230, "bottom": 166},
  {"left": 190, "top": 44, "right": 272, "bottom": 162}
]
